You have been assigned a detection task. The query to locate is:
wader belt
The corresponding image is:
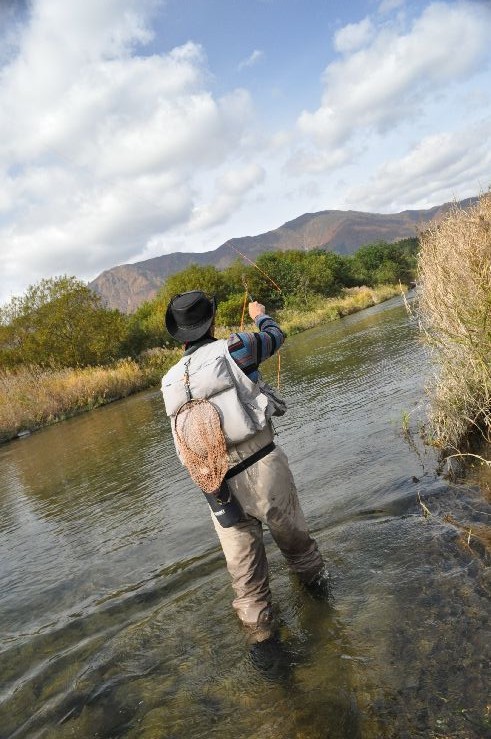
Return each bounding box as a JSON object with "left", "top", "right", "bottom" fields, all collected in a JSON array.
[{"left": 225, "top": 441, "right": 276, "bottom": 481}]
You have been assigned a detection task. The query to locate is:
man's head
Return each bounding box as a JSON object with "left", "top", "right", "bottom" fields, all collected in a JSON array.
[{"left": 165, "top": 290, "right": 217, "bottom": 342}]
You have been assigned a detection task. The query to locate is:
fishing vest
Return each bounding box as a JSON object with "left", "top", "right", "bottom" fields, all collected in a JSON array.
[{"left": 161, "top": 339, "right": 286, "bottom": 450}]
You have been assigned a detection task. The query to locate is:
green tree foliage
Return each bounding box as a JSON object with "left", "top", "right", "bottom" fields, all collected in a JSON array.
[
  {"left": 350, "top": 238, "right": 418, "bottom": 286},
  {"left": 162, "top": 264, "right": 229, "bottom": 303},
  {"left": 244, "top": 250, "right": 342, "bottom": 308},
  {"left": 0, "top": 276, "right": 127, "bottom": 368},
  {"left": 123, "top": 264, "right": 229, "bottom": 354},
  {"left": 221, "top": 260, "right": 252, "bottom": 296},
  {"left": 122, "top": 299, "right": 172, "bottom": 356},
  {"left": 245, "top": 252, "right": 298, "bottom": 308},
  {"left": 216, "top": 294, "right": 246, "bottom": 327},
  {"left": 317, "top": 249, "right": 357, "bottom": 288}
]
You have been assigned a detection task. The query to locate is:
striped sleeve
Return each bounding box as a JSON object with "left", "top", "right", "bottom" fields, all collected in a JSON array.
[{"left": 227, "top": 314, "right": 285, "bottom": 381}]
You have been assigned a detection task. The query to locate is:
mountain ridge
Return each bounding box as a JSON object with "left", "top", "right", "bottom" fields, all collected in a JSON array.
[{"left": 90, "top": 198, "right": 476, "bottom": 312}]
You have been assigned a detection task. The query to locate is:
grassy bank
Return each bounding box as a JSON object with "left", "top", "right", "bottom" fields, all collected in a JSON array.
[
  {"left": 0, "top": 284, "right": 402, "bottom": 443},
  {"left": 276, "top": 284, "right": 401, "bottom": 335},
  {"left": 0, "top": 350, "right": 181, "bottom": 444},
  {"left": 418, "top": 193, "right": 491, "bottom": 455}
]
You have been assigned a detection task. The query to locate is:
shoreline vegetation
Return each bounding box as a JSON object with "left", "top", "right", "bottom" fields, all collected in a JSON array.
[
  {"left": 0, "top": 284, "right": 402, "bottom": 443},
  {"left": 417, "top": 193, "right": 491, "bottom": 461}
]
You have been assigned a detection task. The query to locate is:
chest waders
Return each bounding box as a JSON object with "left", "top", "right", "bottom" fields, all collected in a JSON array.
[{"left": 203, "top": 440, "right": 276, "bottom": 526}]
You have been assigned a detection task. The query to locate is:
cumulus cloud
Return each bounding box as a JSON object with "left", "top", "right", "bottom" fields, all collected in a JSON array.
[
  {"left": 1, "top": 0, "right": 490, "bottom": 304},
  {"left": 0, "top": 0, "right": 254, "bottom": 300},
  {"left": 298, "top": 2, "right": 491, "bottom": 150},
  {"left": 347, "top": 118, "right": 491, "bottom": 210},
  {"left": 190, "top": 163, "right": 265, "bottom": 230},
  {"left": 238, "top": 49, "right": 264, "bottom": 71},
  {"left": 285, "top": 147, "right": 350, "bottom": 176},
  {"left": 334, "top": 18, "right": 374, "bottom": 53},
  {"left": 378, "top": 0, "right": 405, "bottom": 14}
]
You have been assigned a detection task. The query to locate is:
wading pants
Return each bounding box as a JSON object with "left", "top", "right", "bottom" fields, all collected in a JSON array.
[{"left": 211, "top": 424, "right": 324, "bottom": 642}]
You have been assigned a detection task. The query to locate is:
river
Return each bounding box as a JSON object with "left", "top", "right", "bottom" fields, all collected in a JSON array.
[{"left": 0, "top": 297, "right": 489, "bottom": 738}]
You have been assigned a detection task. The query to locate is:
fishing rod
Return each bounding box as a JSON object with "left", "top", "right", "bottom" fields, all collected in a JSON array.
[
  {"left": 231, "top": 246, "right": 283, "bottom": 389},
  {"left": 229, "top": 244, "right": 283, "bottom": 295}
]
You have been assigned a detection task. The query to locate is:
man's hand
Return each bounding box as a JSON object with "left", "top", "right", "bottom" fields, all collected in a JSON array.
[{"left": 249, "top": 301, "right": 266, "bottom": 321}]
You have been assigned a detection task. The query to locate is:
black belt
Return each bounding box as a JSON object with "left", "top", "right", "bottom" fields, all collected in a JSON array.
[{"left": 225, "top": 442, "right": 276, "bottom": 480}]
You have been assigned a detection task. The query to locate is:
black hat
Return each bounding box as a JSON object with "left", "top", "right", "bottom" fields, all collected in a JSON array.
[{"left": 165, "top": 291, "right": 217, "bottom": 342}]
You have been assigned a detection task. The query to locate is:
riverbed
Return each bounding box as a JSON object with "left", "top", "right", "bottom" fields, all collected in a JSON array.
[{"left": 0, "top": 297, "right": 489, "bottom": 738}]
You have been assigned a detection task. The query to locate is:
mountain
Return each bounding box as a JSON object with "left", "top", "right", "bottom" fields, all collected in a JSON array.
[{"left": 90, "top": 198, "right": 476, "bottom": 313}]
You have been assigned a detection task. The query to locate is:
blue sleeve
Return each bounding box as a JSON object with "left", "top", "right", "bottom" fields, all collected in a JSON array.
[{"left": 227, "top": 314, "right": 285, "bottom": 380}]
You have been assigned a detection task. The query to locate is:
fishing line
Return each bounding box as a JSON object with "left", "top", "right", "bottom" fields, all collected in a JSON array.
[
  {"left": 229, "top": 244, "right": 283, "bottom": 294},
  {"left": 231, "top": 247, "right": 283, "bottom": 389},
  {"left": 239, "top": 288, "right": 248, "bottom": 331}
]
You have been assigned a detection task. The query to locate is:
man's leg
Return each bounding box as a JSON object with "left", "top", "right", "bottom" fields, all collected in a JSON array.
[
  {"left": 211, "top": 514, "right": 274, "bottom": 643},
  {"left": 267, "top": 500, "right": 325, "bottom": 584},
  {"left": 241, "top": 444, "right": 324, "bottom": 582}
]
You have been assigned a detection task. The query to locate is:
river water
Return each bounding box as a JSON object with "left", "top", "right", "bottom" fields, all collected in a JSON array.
[{"left": 0, "top": 298, "right": 489, "bottom": 738}]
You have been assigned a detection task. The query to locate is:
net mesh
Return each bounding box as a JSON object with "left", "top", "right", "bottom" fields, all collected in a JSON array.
[{"left": 173, "top": 399, "right": 229, "bottom": 493}]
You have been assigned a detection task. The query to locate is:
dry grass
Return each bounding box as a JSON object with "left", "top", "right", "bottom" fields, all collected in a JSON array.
[
  {"left": 418, "top": 193, "right": 491, "bottom": 452},
  {"left": 0, "top": 349, "right": 180, "bottom": 443},
  {"left": 276, "top": 284, "right": 401, "bottom": 335}
]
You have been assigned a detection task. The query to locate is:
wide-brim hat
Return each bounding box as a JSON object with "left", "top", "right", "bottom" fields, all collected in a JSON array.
[{"left": 165, "top": 290, "right": 217, "bottom": 342}]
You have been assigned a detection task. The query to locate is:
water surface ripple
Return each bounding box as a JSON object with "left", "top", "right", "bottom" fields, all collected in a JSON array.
[{"left": 0, "top": 297, "right": 489, "bottom": 738}]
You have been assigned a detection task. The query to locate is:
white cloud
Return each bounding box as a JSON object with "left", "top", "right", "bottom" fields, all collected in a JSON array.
[
  {"left": 238, "top": 49, "right": 264, "bottom": 71},
  {"left": 378, "top": 0, "right": 405, "bottom": 14},
  {"left": 285, "top": 147, "right": 350, "bottom": 176},
  {"left": 334, "top": 17, "right": 374, "bottom": 53},
  {"left": 190, "top": 163, "right": 265, "bottom": 230},
  {"left": 1, "top": 0, "right": 490, "bottom": 306},
  {"left": 347, "top": 118, "right": 491, "bottom": 210},
  {"left": 298, "top": 2, "right": 491, "bottom": 150},
  {"left": 0, "top": 0, "right": 255, "bottom": 300}
]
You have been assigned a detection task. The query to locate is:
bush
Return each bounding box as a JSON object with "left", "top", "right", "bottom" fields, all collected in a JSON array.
[
  {"left": 0, "top": 276, "right": 128, "bottom": 368},
  {"left": 216, "top": 294, "right": 246, "bottom": 327}
]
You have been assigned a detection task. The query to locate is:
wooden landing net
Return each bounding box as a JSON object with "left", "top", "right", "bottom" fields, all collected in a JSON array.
[{"left": 173, "top": 399, "right": 228, "bottom": 493}]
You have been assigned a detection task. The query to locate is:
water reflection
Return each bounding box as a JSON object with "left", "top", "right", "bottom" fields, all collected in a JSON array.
[{"left": 0, "top": 298, "right": 489, "bottom": 738}]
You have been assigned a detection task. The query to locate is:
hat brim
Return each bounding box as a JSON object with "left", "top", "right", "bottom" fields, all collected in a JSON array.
[{"left": 165, "top": 297, "right": 216, "bottom": 342}]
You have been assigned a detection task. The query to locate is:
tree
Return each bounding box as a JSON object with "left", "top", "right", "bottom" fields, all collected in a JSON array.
[
  {"left": 316, "top": 249, "right": 356, "bottom": 289},
  {"left": 221, "top": 260, "right": 253, "bottom": 296},
  {"left": 216, "top": 294, "right": 247, "bottom": 327},
  {"left": 350, "top": 239, "right": 418, "bottom": 286},
  {"left": 245, "top": 251, "right": 299, "bottom": 308},
  {"left": 122, "top": 299, "right": 172, "bottom": 355},
  {"left": 0, "top": 276, "right": 127, "bottom": 368},
  {"left": 122, "top": 264, "right": 230, "bottom": 351},
  {"left": 159, "top": 264, "right": 228, "bottom": 305}
]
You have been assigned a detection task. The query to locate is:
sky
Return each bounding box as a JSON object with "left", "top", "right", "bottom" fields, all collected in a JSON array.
[{"left": 1, "top": 0, "right": 490, "bottom": 305}]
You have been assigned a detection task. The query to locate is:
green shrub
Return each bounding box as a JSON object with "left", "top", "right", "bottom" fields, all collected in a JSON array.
[{"left": 216, "top": 294, "right": 246, "bottom": 327}]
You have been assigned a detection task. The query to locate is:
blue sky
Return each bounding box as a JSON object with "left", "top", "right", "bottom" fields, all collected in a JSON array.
[{"left": 1, "top": 0, "right": 490, "bottom": 305}]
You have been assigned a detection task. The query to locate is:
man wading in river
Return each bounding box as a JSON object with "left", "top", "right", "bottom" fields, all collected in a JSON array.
[{"left": 161, "top": 291, "right": 329, "bottom": 670}]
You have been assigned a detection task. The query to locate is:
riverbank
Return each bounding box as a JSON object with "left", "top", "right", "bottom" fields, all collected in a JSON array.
[{"left": 0, "top": 284, "right": 402, "bottom": 443}]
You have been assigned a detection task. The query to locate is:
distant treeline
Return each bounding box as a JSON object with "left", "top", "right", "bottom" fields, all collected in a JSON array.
[{"left": 0, "top": 238, "right": 418, "bottom": 369}]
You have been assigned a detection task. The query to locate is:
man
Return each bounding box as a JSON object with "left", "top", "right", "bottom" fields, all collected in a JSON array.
[{"left": 161, "top": 290, "right": 327, "bottom": 654}]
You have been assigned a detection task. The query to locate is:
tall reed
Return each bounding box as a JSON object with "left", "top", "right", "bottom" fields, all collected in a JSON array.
[{"left": 418, "top": 193, "right": 491, "bottom": 452}]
